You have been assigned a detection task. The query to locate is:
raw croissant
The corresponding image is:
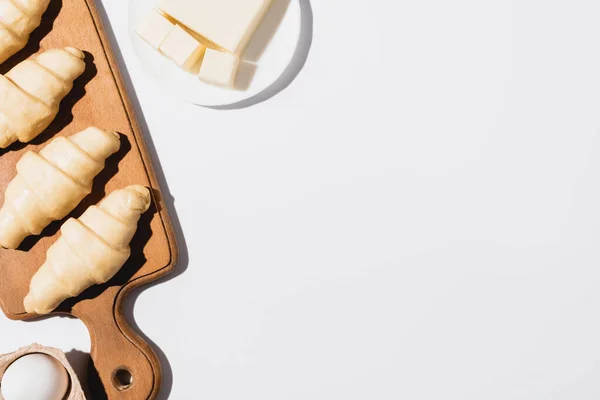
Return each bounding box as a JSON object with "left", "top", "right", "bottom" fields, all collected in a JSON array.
[
  {"left": 24, "top": 185, "right": 152, "bottom": 315},
  {"left": 0, "top": 127, "right": 121, "bottom": 249},
  {"left": 0, "top": 0, "right": 52, "bottom": 64},
  {"left": 0, "top": 46, "right": 86, "bottom": 148}
]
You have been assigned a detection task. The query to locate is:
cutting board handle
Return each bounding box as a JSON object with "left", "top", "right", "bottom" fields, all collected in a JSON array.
[{"left": 76, "top": 294, "right": 161, "bottom": 399}]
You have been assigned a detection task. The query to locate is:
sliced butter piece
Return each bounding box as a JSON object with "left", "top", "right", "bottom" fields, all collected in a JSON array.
[
  {"left": 198, "top": 49, "right": 240, "bottom": 88},
  {"left": 159, "top": 25, "right": 206, "bottom": 72},
  {"left": 157, "top": 0, "right": 273, "bottom": 55},
  {"left": 136, "top": 8, "right": 174, "bottom": 49}
]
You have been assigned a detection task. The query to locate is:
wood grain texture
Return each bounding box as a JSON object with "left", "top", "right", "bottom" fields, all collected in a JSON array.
[{"left": 0, "top": 1, "right": 179, "bottom": 399}]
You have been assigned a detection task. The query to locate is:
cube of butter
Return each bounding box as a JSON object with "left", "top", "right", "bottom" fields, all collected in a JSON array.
[
  {"left": 198, "top": 49, "right": 240, "bottom": 88},
  {"left": 159, "top": 25, "right": 206, "bottom": 72},
  {"left": 157, "top": 0, "right": 273, "bottom": 55},
  {"left": 136, "top": 8, "right": 174, "bottom": 49}
]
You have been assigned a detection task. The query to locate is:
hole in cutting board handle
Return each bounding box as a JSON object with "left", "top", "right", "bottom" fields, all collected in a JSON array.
[{"left": 113, "top": 368, "right": 133, "bottom": 391}]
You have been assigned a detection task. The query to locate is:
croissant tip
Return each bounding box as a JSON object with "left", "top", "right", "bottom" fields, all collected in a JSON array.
[
  {"left": 23, "top": 295, "right": 33, "bottom": 314},
  {"left": 126, "top": 185, "right": 152, "bottom": 211},
  {"left": 89, "top": 127, "right": 120, "bottom": 141},
  {"left": 63, "top": 47, "right": 85, "bottom": 59}
]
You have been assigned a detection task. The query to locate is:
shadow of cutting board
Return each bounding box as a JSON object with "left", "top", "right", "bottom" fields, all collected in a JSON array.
[{"left": 0, "top": 1, "right": 179, "bottom": 399}]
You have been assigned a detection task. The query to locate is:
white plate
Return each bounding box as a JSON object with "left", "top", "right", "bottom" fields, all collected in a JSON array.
[{"left": 128, "top": 0, "right": 302, "bottom": 107}]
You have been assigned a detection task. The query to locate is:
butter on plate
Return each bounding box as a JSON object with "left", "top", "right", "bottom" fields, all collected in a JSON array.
[
  {"left": 159, "top": 25, "right": 206, "bottom": 72},
  {"left": 157, "top": 0, "right": 273, "bottom": 55},
  {"left": 136, "top": 8, "right": 174, "bottom": 49},
  {"left": 198, "top": 49, "right": 240, "bottom": 88}
]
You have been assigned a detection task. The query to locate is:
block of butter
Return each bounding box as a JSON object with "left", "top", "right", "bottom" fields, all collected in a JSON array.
[
  {"left": 136, "top": 8, "right": 175, "bottom": 49},
  {"left": 159, "top": 25, "right": 206, "bottom": 72},
  {"left": 157, "top": 0, "right": 273, "bottom": 55},
  {"left": 198, "top": 49, "right": 240, "bottom": 88}
]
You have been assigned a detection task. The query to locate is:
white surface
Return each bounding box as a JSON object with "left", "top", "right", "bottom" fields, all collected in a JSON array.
[
  {"left": 129, "top": 0, "right": 301, "bottom": 106},
  {"left": 4, "top": 0, "right": 600, "bottom": 399}
]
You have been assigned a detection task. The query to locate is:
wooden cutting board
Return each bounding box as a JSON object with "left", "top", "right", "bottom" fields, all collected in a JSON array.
[{"left": 0, "top": 1, "right": 179, "bottom": 399}]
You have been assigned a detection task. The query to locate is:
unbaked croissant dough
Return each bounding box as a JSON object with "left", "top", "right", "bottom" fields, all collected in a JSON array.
[
  {"left": 24, "top": 185, "right": 152, "bottom": 315},
  {"left": 0, "top": 127, "right": 121, "bottom": 249},
  {"left": 0, "top": 46, "right": 86, "bottom": 148},
  {"left": 0, "top": 0, "right": 52, "bottom": 64}
]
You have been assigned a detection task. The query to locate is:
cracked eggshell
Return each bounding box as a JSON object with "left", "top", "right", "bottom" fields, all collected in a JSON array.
[{"left": 0, "top": 344, "right": 85, "bottom": 400}]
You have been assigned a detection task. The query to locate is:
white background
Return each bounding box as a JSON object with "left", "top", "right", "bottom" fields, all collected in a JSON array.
[{"left": 3, "top": 0, "right": 600, "bottom": 399}]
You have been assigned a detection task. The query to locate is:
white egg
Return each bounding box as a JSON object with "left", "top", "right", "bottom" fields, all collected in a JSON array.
[{"left": 0, "top": 353, "right": 69, "bottom": 400}]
